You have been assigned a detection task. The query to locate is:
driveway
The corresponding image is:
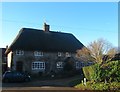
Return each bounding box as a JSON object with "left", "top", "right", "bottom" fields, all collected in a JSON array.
[
  {"left": 2, "top": 75, "right": 81, "bottom": 87},
  {"left": 2, "top": 75, "right": 82, "bottom": 92}
]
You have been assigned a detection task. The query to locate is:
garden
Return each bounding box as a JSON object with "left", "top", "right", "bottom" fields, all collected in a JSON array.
[{"left": 75, "top": 60, "right": 120, "bottom": 91}]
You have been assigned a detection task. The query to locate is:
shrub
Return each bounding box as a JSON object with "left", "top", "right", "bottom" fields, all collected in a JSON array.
[
  {"left": 82, "top": 65, "right": 94, "bottom": 81},
  {"left": 75, "top": 81, "right": 120, "bottom": 90},
  {"left": 91, "top": 82, "right": 109, "bottom": 90},
  {"left": 82, "top": 64, "right": 101, "bottom": 82},
  {"left": 109, "top": 82, "right": 120, "bottom": 90},
  {"left": 101, "top": 60, "right": 120, "bottom": 82},
  {"left": 83, "top": 60, "right": 120, "bottom": 83}
]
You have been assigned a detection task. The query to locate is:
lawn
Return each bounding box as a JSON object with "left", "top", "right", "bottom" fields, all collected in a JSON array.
[{"left": 74, "top": 81, "right": 120, "bottom": 91}]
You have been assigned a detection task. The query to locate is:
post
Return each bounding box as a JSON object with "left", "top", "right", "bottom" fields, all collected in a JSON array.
[{"left": 84, "top": 78, "right": 86, "bottom": 86}]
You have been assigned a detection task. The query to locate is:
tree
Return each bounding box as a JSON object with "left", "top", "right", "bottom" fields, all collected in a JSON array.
[{"left": 77, "top": 39, "right": 116, "bottom": 64}]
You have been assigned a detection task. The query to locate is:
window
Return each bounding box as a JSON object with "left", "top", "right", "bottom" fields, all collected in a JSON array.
[
  {"left": 76, "top": 62, "right": 84, "bottom": 69},
  {"left": 76, "top": 62, "right": 81, "bottom": 69},
  {"left": 16, "top": 50, "right": 24, "bottom": 55},
  {"left": 66, "top": 52, "right": 71, "bottom": 57},
  {"left": 34, "top": 51, "right": 43, "bottom": 56},
  {"left": 56, "top": 62, "right": 63, "bottom": 68},
  {"left": 88, "top": 62, "right": 93, "bottom": 65},
  {"left": 32, "top": 61, "right": 45, "bottom": 70},
  {"left": 58, "top": 52, "right": 62, "bottom": 57},
  {"left": 81, "top": 62, "right": 84, "bottom": 67}
]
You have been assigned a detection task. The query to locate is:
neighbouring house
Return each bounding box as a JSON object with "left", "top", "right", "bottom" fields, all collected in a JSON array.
[
  {"left": 102, "top": 52, "right": 120, "bottom": 62},
  {"left": 5, "top": 23, "right": 86, "bottom": 76},
  {"left": 111, "top": 53, "right": 120, "bottom": 61},
  {"left": 0, "top": 48, "right": 7, "bottom": 74}
]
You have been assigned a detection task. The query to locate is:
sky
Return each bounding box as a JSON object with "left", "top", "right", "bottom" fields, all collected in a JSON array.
[{"left": 1, "top": 2, "right": 118, "bottom": 48}]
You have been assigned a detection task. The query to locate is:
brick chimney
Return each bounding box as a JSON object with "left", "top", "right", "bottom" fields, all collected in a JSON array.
[{"left": 43, "top": 23, "right": 50, "bottom": 32}]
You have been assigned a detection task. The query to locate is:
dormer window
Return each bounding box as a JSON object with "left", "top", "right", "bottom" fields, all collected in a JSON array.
[
  {"left": 58, "top": 52, "right": 62, "bottom": 57},
  {"left": 66, "top": 52, "right": 71, "bottom": 57},
  {"left": 34, "top": 51, "right": 43, "bottom": 56},
  {"left": 16, "top": 50, "right": 24, "bottom": 55}
]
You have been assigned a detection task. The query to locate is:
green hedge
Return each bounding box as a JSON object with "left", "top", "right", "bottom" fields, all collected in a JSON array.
[
  {"left": 82, "top": 65, "right": 94, "bottom": 81},
  {"left": 82, "top": 60, "right": 120, "bottom": 82},
  {"left": 75, "top": 81, "right": 120, "bottom": 90},
  {"left": 82, "top": 64, "right": 100, "bottom": 81},
  {"left": 100, "top": 60, "right": 120, "bottom": 82}
]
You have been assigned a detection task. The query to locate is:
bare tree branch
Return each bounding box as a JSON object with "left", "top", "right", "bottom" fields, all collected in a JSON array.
[{"left": 76, "top": 39, "right": 117, "bottom": 64}]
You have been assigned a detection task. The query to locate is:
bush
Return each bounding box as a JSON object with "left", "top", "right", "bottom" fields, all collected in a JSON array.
[
  {"left": 82, "top": 65, "right": 93, "bottom": 81},
  {"left": 91, "top": 82, "right": 109, "bottom": 90},
  {"left": 75, "top": 81, "right": 120, "bottom": 90},
  {"left": 82, "top": 60, "right": 120, "bottom": 82},
  {"left": 101, "top": 60, "right": 120, "bottom": 82},
  {"left": 82, "top": 64, "right": 101, "bottom": 81},
  {"left": 109, "top": 82, "right": 120, "bottom": 90}
]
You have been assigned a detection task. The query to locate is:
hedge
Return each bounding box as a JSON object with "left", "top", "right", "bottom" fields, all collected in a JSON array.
[
  {"left": 82, "top": 64, "right": 97, "bottom": 81},
  {"left": 82, "top": 60, "right": 120, "bottom": 82}
]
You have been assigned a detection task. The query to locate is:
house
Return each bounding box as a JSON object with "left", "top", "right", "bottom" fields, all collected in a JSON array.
[
  {"left": 111, "top": 53, "right": 120, "bottom": 61},
  {"left": 5, "top": 23, "right": 85, "bottom": 76},
  {"left": 0, "top": 48, "right": 7, "bottom": 74}
]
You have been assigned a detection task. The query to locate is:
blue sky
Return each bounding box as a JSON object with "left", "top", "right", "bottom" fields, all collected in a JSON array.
[{"left": 1, "top": 2, "right": 118, "bottom": 48}]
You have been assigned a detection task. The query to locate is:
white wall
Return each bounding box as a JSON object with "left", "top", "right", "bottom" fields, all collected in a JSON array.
[{"left": 7, "top": 51, "right": 12, "bottom": 69}]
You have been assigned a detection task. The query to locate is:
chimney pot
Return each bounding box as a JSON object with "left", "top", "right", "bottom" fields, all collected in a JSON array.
[
  {"left": 6, "top": 45, "right": 8, "bottom": 49},
  {"left": 44, "top": 23, "right": 50, "bottom": 32}
]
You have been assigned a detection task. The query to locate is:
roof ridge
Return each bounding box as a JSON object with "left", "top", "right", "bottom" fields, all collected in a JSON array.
[{"left": 22, "top": 27, "right": 72, "bottom": 35}]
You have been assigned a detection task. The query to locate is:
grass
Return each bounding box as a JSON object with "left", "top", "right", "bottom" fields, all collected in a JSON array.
[{"left": 75, "top": 81, "right": 120, "bottom": 91}]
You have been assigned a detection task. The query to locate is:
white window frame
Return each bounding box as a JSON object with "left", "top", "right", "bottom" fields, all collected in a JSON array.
[
  {"left": 66, "top": 52, "right": 71, "bottom": 57},
  {"left": 58, "top": 52, "right": 62, "bottom": 57},
  {"left": 16, "top": 50, "right": 24, "bottom": 55},
  {"left": 34, "top": 51, "right": 43, "bottom": 56},
  {"left": 56, "top": 62, "right": 63, "bottom": 68},
  {"left": 32, "top": 61, "right": 45, "bottom": 70}
]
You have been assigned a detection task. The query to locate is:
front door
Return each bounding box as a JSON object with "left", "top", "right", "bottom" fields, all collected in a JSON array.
[{"left": 16, "top": 61, "right": 23, "bottom": 72}]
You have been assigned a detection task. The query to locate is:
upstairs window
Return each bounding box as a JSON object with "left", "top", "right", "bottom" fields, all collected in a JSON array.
[
  {"left": 66, "top": 52, "right": 71, "bottom": 57},
  {"left": 34, "top": 51, "right": 43, "bottom": 56},
  {"left": 16, "top": 50, "right": 24, "bottom": 55},
  {"left": 56, "top": 62, "right": 63, "bottom": 68},
  {"left": 58, "top": 52, "right": 62, "bottom": 57}
]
